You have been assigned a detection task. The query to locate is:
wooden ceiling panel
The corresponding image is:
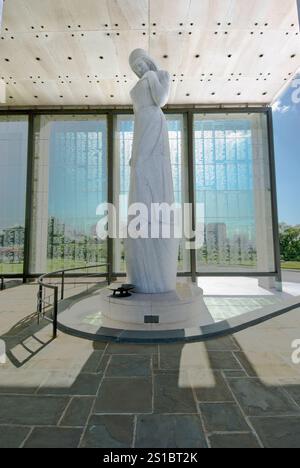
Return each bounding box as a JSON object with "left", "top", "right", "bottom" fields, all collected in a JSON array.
[
  {"left": 0, "top": 0, "right": 299, "bottom": 107},
  {"left": 2, "top": 0, "right": 149, "bottom": 32},
  {"left": 150, "top": 0, "right": 299, "bottom": 31}
]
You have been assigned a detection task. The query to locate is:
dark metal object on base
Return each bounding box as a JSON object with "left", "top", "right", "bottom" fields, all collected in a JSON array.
[{"left": 109, "top": 283, "right": 135, "bottom": 298}]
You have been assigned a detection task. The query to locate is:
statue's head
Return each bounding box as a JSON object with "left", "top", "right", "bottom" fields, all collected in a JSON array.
[{"left": 129, "top": 49, "right": 159, "bottom": 78}]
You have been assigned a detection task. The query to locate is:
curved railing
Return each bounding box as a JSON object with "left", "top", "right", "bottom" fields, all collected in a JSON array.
[{"left": 37, "top": 263, "right": 111, "bottom": 338}]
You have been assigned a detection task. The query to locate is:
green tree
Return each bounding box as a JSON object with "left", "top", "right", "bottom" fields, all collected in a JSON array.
[{"left": 279, "top": 225, "right": 300, "bottom": 261}]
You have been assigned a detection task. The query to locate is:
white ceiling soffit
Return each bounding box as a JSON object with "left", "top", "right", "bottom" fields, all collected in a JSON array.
[{"left": 0, "top": 0, "right": 299, "bottom": 107}]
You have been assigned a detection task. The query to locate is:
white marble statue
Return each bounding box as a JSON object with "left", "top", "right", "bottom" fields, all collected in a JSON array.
[{"left": 126, "top": 48, "right": 179, "bottom": 293}]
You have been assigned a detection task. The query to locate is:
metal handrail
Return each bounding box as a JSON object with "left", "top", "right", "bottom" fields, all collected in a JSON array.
[{"left": 37, "top": 263, "right": 111, "bottom": 338}]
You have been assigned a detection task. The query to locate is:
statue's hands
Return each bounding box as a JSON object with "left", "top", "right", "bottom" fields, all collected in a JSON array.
[
  {"left": 145, "top": 69, "right": 170, "bottom": 107},
  {"left": 145, "top": 70, "right": 170, "bottom": 83},
  {"left": 157, "top": 70, "right": 170, "bottom": 82}
]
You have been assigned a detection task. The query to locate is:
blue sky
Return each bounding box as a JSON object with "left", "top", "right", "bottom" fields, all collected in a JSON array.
[{"left": 273, "top": 74, "right": 300, "bottom": 225}]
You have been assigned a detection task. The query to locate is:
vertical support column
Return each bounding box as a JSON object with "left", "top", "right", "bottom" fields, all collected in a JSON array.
[
  {"left": 187, "top": 110, "right": 197, "bottom": 282},
  {"left": 251, "top": 112, "right": 281, "bottom": 291},
  {"left": 23, "top": 113, "right": 35, "bottom": 282},
  {"left": 28, "top": 115, "right": 51, "bottom": 275},
  {"left": 107, "top": 112, "right": 114, "bottom": 282},
  {"left": 267, "top": 108, "right": 282, "bottom": 290}
]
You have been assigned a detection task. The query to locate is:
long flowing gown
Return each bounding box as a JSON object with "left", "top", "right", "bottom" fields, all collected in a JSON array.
[{"left": 126, "top": 70, "right": 179, "bottom": 293}]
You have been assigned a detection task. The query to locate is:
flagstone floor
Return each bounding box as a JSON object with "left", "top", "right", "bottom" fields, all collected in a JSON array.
[{"left": 0, "top": 279, "right": 300, "bottom": 448}]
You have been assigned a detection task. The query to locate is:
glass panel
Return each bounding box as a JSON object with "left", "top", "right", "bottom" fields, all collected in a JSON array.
[
  {"left": 113, "top": 113, "right": 189, "bottom": 274},
  {"left": 30, "top": 115, "right": 107, "bottom": 273},
  {"left": 194, "top": 113, "right": 275, "bottom": 273},
  {"left": 0, "top": 116, "right": 28, "bottom": 274}
]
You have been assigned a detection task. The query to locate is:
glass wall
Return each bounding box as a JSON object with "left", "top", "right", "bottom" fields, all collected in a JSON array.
[
  {"left": 194, "top": 113, "right": 275, "bottom": 273},
  {"left": 0, "top": 116, "right": 28, "bottom": 274},
  {"left": 0, "top": 110, "right": 278, "bottom": 278},
  {"left": 113, "top": 114, "right": 189, "bottom": 273},
  {"left": 29, "top": 115, "right": 107, "bottom": 273}
]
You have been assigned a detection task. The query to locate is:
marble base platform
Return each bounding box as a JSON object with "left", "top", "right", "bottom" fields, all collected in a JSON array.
[{"left": 99, "top": 283, "right": 213, "bottom": 329}]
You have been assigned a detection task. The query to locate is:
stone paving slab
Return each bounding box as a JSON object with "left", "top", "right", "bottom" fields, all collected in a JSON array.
[
  {"left": 0, "top": 370, "right": 48, "bottom": 394},
  {"left": 209, "top": 433, "right": 261, "bottom": 449},
  {"left": 0, "top": 426, "right": 31, "bottom": 448},
  {"left": 199, "top": 402, "right": 250, "bottom": 432},
  {"left": 23, "top": 427, "right": 83, "bottom": 448},
  {"left": 153, "top": 374, "right": 197, "bottom": 414},
  {"left": 135, "top": 414, "right": 207, "bottom": 448},
  {"left": 249, "top": 416, "right": 300, "bottom": 448},
  {"left": 0, "top": 395, "right": 70, "bottom": 425},
  {"left": 106, "top": 344, "right": 158, "bottom": 355},
  {"left": 227, "top": 378, "right": 300, "bottom": 417},
  {"left": 94, "top": 378, "right": 152, "bottom": 414},
  {"left": 283, "top": 383, "right": 300, "bottom": 406},
  {"left": 105, "top": 355, "right": 152, "bottom": 378},
  {"left": 192, "top": 371, "right": 234, "bottom": 402},
  {"left": 37, "top": 372, "right": 101, "bottom": 396},
  {"left": 59, "top": 397, "right": 95, "bottom": 427},
  {"left": 234, "top": 351, "right": 300, "bottom": 379},
  {"left": 81, "top": 415, "right": 134, "bottom": 448}
]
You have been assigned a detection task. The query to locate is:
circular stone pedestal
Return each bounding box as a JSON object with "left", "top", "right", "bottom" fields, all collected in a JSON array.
[{"left": 99, "top": 283, "right": 213, "bottom": 330}]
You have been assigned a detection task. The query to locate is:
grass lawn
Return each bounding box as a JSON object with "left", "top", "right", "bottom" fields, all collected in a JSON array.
[{"left": 281, "top": 261, "right": 300, "bottom": 270}]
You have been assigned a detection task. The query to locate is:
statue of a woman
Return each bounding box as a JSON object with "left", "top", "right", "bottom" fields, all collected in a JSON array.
[{"left": 126, "top": 48, "right": 179, "bottom": 293}]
